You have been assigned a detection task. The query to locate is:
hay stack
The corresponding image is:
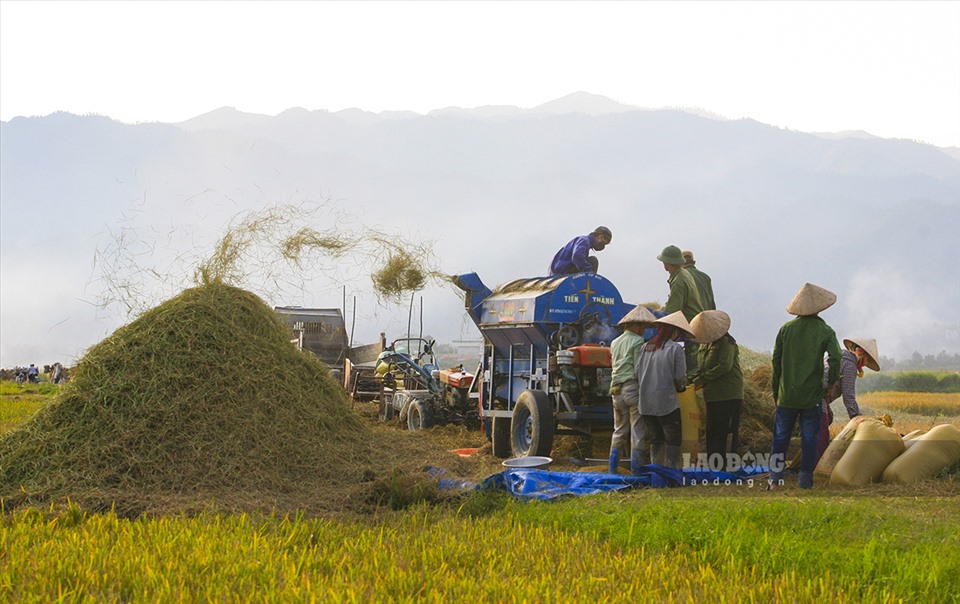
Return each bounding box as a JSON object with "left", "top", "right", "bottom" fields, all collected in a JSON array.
[
  {"left": 739, "top": 366, "right": 776, "bottom": 454},
  {"left": 0, "top": 283, "right": 390, "bottom": 514}
]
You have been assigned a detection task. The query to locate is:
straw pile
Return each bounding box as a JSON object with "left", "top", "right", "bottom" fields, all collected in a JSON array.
[
  {"left": 0, "top": 283, "right": 456, "bottom": 515},
  {"left": 739, "top": 365, "right": 776, "bottom": 453}
]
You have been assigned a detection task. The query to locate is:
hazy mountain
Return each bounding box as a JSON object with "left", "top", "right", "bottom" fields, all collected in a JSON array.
[
  {"left": 529, "top": 91, "right": 639, "bottom": 115},
  {"left": 1, "top": 97, "right": 958, "bottom": 368}
]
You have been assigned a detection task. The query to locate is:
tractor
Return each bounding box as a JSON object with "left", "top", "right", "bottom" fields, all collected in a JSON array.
[{"left": 375, "top": 337, "right": 479, "bottom": 431}]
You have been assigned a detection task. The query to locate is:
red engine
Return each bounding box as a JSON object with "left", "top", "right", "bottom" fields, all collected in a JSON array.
[{"left": 566, "top": 344, "right": 612, "bottom": 367}]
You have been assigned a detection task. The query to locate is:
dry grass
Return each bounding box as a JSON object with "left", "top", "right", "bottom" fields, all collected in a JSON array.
[{"left": 96, "top": 203, "right": 449, "bottom": 321}]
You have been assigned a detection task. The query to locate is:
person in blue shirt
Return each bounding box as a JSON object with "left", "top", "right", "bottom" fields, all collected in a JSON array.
[
  {"left": 26, "top": 364, "right": 39, "bottom": 383},
  {"left": 549, "top": 227, "right": 612, "bottom": 275}
]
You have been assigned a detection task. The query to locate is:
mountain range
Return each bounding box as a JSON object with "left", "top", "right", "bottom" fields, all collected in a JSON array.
[{"left": 1, "top": 92, "right": 958, "bottom": 367}]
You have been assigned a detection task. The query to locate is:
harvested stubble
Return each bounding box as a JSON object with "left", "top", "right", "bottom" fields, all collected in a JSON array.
[{"left": 0, "top": 283, "right": 462, "bottom": 516}]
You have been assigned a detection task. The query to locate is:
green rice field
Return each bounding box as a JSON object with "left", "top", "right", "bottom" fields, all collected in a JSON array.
[{"left": 2, "top": 380, "right": 959, "bottom": 602}]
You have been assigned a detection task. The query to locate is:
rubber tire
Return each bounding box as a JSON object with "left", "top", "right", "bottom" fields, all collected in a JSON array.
[
  {"left": 491, "top": 417, "right": 512, "bottom": 458},
  {"left": 510, "top": 390, "right": 555, "bottom": 457},
  {"left": 407, "top": 399, "right": 435, "bottom": 431}
]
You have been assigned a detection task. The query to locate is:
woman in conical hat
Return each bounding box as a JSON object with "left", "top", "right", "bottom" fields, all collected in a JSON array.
[
  {"left": 690, "top": 310, "right": 743, "bottom": 472},
  {"left": 843, "top": 338, "right": 880, "bottom": 374},
  {"left": 607, "top": 305, "right": 658, "bottom": 475},
  {"left": 635, "top": 311, "right": 693, "bottom": 470},
  {"left": 815, "top": 338, "right": 879, "bottom": 464}
]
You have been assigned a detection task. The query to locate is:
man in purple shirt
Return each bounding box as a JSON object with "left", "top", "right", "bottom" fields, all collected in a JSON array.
[{"left": 549, "top": 227, "right": 612, "bottom": 275}]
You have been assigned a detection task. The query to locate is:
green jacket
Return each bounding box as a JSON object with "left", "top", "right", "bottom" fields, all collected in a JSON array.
[
  {"left": 610, "top": 329, "right": 645, "bottom": 386},
  {"left": 664, "top": 268, "right": 704, "bottom": 322},
  {"left": 693, "top": 334, "right": 743, "bottom": 401},
  {"left": 686, "top": 265, "right": 716, "bottom": 311},
  {"left": 771, "top": 315, "right": 841, "bottom": 408}
]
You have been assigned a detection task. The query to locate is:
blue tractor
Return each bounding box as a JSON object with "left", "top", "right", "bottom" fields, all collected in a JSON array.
[
  {"left": 375, "top": 337, "right": 479, "bottom": 431},
  {"left": 454, "top": 271, "right": 656, "bottom": 458}
]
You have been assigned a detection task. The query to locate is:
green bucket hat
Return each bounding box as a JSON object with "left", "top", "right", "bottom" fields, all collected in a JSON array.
[{"left": 657, "top": 245, "right": 685, "bottom": 265}]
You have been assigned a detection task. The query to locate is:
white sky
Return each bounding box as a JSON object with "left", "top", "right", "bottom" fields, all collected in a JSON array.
[{"left": 1, "top": 0, "right": 959, "bottom": 147}]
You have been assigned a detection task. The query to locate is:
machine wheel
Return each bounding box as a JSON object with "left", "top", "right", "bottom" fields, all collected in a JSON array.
[
  {"left": 556, "top": 324, "right": 581, "bottom": 347},
  {"left": 510, "top": 390, "right": 555, "bottom": 457},
  {"left": 491, "top": 417, "right": 512, "bottom": 458},
  {"left": 407, "top": 399, "right": 435, "bottom": 431}
]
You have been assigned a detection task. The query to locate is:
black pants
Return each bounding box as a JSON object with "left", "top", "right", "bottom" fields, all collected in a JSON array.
[
  {"left": 705, "top": 398, "right": 742, "bottom": 463},
  {"left": 642, "top": 408, "right": 682, "bottom": 447}
]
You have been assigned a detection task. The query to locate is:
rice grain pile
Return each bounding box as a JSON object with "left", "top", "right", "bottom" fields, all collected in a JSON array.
[{"left": 0, "top": 283, "right": 451, "bottom": 516}]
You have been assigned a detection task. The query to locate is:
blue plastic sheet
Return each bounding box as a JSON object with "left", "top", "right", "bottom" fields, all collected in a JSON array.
[{"left": 476, "top": 465, "right": 770, "bottom": 500}]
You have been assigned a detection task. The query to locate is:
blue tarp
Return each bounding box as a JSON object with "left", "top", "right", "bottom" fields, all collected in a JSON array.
[{"left": 474, "top": 465, "right": 770, "bottom": 500}]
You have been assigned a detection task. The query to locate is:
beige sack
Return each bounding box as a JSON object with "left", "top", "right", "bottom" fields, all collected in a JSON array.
[
  {"left": 679, "top": 387, "right": 703, "bottom": 458},
  {"left": 882, "top": 425, "right": 960, "bottom": 483},
  {"left": 901, "top": 429, "right": 928, "bottom": 451},
  {"left": 830, "top": 418, "right": 905, "bottom": 486},
  {"left": 814, "top": 416, "right": 868, "bottom": 478}
]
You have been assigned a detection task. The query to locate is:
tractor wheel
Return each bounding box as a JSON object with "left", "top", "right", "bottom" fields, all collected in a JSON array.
[
  {"left": 407, "top": 399, "right": 435, "bottom": 431},
  {"left": 510, "top": 390, "right": 555, "bottom": 457},
  {"left": 491, "top": 417, "right": 512, "bottom": 458}
]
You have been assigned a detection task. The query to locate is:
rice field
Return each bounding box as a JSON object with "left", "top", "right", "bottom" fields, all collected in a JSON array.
[
  {"left": 852, "top": 391, "right": 960, "bottom": 434},
  {"left": 2, "top": 380, "right": 959, "bottom": 602},
  {"left": 0, "top": 381, "right": 51, "bottom": 435},
  {"left": 858, "top": 391, "right": 960, "bottom": 417},
  {"left": 2, "top": 495, "right": 958, "bottom": 603}
]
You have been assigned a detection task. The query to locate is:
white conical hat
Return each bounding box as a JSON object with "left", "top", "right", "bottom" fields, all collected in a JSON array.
[
  {"left": 653, "top": 310, "right": 694, "bottom": 338},
  {"left": 786, "top": 283, "right": 837, "bottom": 316},
  {"left": 618, "top": 304, "right": 657, "bottom": 327},
  {"left": 690, "top": 310, "right": 731, "bottom": 344},
  {"left": 843, "top": 338, "right": 881, "bottom": 371}
]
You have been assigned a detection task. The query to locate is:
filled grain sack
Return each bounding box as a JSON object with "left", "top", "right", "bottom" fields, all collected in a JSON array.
[
  {"left": 882, "top": 424, "right": 960, "bottom": 483},
  {"left": 901, "top": 429, "right": 928, "bottom": 451},
  {"left": 814, "top": 416, "right": 868, "bottom": 479},
  {"left": 678, "top": 387, "right": 703, "bottom": 457},
  {"left": 830, "top": 417, "right": 904, "bottom": 486}
]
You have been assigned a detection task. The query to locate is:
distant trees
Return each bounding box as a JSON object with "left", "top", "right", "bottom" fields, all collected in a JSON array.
[
  {"left": 878, "top": 351, "right": 960, "bottom": 372},
  {"left": 859, "top": 371, "right": 960, "bottom": 394}
]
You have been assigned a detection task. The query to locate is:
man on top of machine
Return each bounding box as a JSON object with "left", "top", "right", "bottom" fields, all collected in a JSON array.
[{"left": 548, "top": 226, "right": 612, "bottom": 276}]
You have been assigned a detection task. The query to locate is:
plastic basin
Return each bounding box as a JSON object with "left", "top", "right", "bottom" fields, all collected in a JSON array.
[{"left": 502, "top": 456, "right": 553, "bottom": 469}]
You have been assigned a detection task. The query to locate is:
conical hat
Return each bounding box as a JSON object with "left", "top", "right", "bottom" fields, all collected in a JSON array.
[
  {"left": 690, "top": 310, "right": 731, "bottom": 344},
  {"left": 618, "top": 304, "right": 657, "bottom": 327},
  {"left": 786, "top": 283, "right": 837, "bottom": 316},
  {"left": 843, "top": 338, "right": 881, "bottom": 371},
  {"left": 653, "top": 310, "right": 694, "bottom": 338}
]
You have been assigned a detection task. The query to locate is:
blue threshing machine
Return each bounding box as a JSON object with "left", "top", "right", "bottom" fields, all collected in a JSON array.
[{"left": 455, "top": 271, "right": 651, "bottom": 458}]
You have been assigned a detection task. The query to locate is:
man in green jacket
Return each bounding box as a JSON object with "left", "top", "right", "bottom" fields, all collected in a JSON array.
[
  {"left": 682, "top": 250, "right": 716, "bottom": 311},
  {"left": 769, "top": 283, "right": 842, "bottom": 489},
  {"left": 658, "top": 245, "right": 703, "bottom": 379}
]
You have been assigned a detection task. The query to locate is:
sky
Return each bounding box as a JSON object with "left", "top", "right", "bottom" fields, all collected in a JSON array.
[{"left": 1, "top": 0, "right": 959, "bottom": 148}]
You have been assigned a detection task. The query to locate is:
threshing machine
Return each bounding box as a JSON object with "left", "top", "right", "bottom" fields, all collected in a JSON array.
[{"left": 455, "top": 271, "right": 650, "bottom": 459}]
